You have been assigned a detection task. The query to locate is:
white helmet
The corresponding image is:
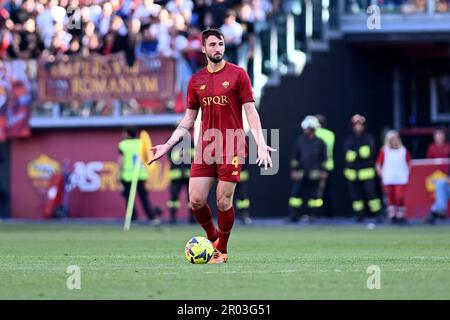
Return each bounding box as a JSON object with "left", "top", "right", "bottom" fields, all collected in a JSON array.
[{"left": 301, "top": 115, "right": 320, "bottom": 130}]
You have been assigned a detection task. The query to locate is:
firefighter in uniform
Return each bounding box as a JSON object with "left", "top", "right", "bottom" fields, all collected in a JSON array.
[
  {"left": 167, "top": 143, "right": 195, "bottom": 224},
  {"left": 118, "top": 127, "right": 161, "bottom": 223},
  {"left": 234, "top": 163, "right": 252, "bottom": 225},
  {"left": 343, "top": 114, "right": 382, "bottom": 221},
  {"left": 288, "top": 116, "right": 328, "bottom": 223}
]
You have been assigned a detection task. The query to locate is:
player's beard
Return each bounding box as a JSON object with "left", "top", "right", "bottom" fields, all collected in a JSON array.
[{"left": 207, "top": 52, "right": 224, "bottom": 64}]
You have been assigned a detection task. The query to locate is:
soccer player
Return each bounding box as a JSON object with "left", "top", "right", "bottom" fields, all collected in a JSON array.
[{"left": 148, "top": 28, "right": 275, "bottom": 263}]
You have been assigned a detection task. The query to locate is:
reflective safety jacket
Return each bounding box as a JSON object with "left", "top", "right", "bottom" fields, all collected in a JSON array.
[
  {"left": 343, "top": 133, "right": 376, "bottom": 182},
  {"left": 290, "top": 134, "right": 327, "bottom": 180}
]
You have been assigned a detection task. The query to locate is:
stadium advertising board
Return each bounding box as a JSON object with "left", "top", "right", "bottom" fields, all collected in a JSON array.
[
  {"left": 10, "top": 128, "right": 192, "bottom": 220},
  {"left": 405, "top": 159, "right": 450, "bottom": 219}
]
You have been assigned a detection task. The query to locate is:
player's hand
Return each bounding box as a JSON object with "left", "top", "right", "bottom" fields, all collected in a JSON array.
[
  {"left": 147, "top": 143, "right": 171, "bottom": 165},
  {"left": 256, "top": 144, "right": 277, "bottom": 170}
]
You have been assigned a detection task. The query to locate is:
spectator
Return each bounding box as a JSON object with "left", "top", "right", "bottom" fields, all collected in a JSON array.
[
  {"left": 237, "top": 2, "right": 255, "bottom": 70},
  {"left": 183, "top": 25, "right": 204, "bottom": 72},
  {"left": 0, "top": 29, "right": 11, "bottom": 59},
  {"left": 205, "top": 0, "right": 227, "bottom": 28},
  {"left": 149, "top": 9, "right": 171, "bottom": 55},
  {"left": 250, "top": 0, "right": 271, "bottom": 33},
  {"left": 67, "top": 35, "right": 81, "bottom": 55},
  {"left": 132, "top": 0, "right": 161, "bottom": 25},
  {"left": 166, "top": 0, "right": 193, "bottom": 24},
  {"left": 22, "top": 32, "right": 44, "bottom": 58},
  {"left": 220, "top": 9, "right": 242, "bottom": 64},
  {"left": 426, "top": 129, "right": 450, "bottom": 159},
  {"left": 436, "top": 0, "right": 450, "bottom": 12},
  {"left": 135, "top": 26, "right": 159, "bottom": 58},
  {"left": 124, "top": 17, "right": 141, "bottom": 65},
  {"left": 376, "top": 130, "right": 411, "bottom": 224},
  {"left": 100, "top": 31, "right": 117, "bottom": 55},
  {"left": 53, "top": 21, "right": 72, "bottom": 51},
  {"left": 6, "top": 31, "right": 21, "bottom": 58},
  {"left": 98, "top": 1, "right": 114, "bottom": 37},
  {"left": 9, "top": 0, "right": 37, "bottom": 27},
  {"left": 401, "top": 0, "right": 427, "bottom": 13},
  {"left": 192, "top": 0, "right": 207, "bottom": 29},
  {"left": 36, "top": 0, "right": 58, "bottom": 48},
  {"left": 172, "top": 11, "right": 187, "bottom": 32},
  {"left": 84, "top": 32, "right": 101, "bottom": 55}
]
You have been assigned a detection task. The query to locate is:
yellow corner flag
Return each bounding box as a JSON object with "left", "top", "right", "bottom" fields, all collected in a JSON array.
[{"left": 139, "top": 130, "right": 153, "bottom": 164}]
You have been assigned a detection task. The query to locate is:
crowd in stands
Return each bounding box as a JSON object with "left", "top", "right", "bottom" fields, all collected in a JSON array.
[
  {"left": 347, "top": 0, "right": 450, "bottom": 13},
  {"left": 1, "top": 0, "right": 279, "bottom": 116},
  {"left": 0, "top": 0, "right": 275, "bottom": 71}
]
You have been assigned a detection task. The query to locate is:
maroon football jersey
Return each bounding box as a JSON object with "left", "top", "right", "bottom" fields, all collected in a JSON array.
[{"left": 187, "top": 62, "right": 254, "bottom": 162}]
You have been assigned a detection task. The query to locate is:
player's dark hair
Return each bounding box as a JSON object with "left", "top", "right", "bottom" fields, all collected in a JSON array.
[
  {"left": 435, "top": 127, "right": 446, "bottom": 134},
  {"left": 125, "top": 126, "right": 138, "bottom": 138},
  {"left": 201, "top": 28, "right": 224, "bottom": 45}
]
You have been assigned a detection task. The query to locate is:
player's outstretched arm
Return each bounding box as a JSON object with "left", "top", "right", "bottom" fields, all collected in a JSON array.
[
  {"left": 243, "top": 102, "right": 277, "bottom": 170},
  {"left": 147, "top": 109, "right": 198, "bottom": 165}
]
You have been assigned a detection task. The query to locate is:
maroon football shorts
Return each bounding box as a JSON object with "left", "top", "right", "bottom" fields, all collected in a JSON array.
[{"left": 190, "top": 156, "right": 243, "bottom": 182}]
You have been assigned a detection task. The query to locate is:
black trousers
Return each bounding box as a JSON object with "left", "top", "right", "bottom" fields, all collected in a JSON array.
[
  {"left": 121, "top": 180, "right": 153, "bottom": 220},
  {"left": 169, "top": 179, "right": 194, "bottom": 223},
  {"left": 347, "top": 178, "right": 381, "bottom": 218},
  {"left": 289, "top": 177, "right": 322, "bottom": 220}
]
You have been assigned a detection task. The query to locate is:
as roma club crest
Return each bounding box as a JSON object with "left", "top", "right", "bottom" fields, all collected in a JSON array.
[{"left": 222, "top": 81, "right": 229, "bottom": 89}]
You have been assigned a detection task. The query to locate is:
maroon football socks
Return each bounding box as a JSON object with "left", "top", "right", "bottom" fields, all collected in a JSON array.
[
  {"left": 193, "top": 204, "right": 218, "bottom": 242},
  {"left": 217, "top": 206, "right": 235, "bottom": 254}
]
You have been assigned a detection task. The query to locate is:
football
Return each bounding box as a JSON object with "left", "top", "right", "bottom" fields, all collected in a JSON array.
[{"left": 185, "top": 236, "right": 215, "bottom": 264}]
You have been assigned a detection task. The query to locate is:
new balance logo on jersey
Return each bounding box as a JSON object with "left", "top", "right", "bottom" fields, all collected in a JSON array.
[{"left": 202, "top": 95, "right": 229, "bottom": 107}]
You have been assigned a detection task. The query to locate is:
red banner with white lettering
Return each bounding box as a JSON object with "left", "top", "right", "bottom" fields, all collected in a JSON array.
[{"left": 37, "top": 53, "right": 176, "bottom": 112}]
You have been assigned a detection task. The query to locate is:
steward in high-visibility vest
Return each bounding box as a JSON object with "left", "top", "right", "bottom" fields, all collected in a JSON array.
[
  {"left": 315, "top": 115, "right": 335, "bottom": 172},
  {"left": 343, "top": 115, "right": 382, "bottom": 221},
  {"left": 118, "top": 127, "right": 159, "bottom": 222},
  {"left": 167, "top": 143, "right": 195, "bottom": 224},
  {"left": 314, "top": 114, "right": 335, "bottom": 217}
]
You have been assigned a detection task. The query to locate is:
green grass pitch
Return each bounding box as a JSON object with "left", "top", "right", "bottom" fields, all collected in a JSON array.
[{"left": 1, "top": 223, "right": 450, "bottom": 299}]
